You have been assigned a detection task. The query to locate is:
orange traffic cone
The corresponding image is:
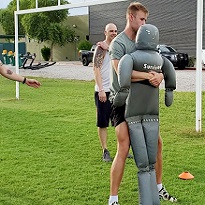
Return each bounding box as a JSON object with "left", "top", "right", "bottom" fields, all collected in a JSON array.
[{"left": 178, "top": 171, "right": 194, "bottom": 180}]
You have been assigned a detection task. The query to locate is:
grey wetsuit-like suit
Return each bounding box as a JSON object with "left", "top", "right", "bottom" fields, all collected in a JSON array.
[{"left": 113, "top": 24, "right": 176, "bottom": 205}]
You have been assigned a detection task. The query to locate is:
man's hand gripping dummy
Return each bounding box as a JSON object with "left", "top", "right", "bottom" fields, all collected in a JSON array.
[{"left": 114, "top": 24, "right": 176, "bottom": 205}]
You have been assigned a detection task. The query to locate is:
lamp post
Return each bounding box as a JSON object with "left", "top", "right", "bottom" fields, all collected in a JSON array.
[
  {"left": 74, "top": 36, "right": 79, "bottom": 60},
  {"left": 72, "top": 24, "right": 79, "bottom": 60}
]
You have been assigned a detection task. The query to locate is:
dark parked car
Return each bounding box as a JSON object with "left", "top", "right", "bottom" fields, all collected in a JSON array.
[
  {"left": 78, "top": 45, "right": 96, "bottom": 66},
  {"left": 157, "top": 44, "right": 189, "bottom": 69}
]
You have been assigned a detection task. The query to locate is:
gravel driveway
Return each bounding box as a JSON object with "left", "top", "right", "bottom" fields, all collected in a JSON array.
[{"left": 8, "top": 61, "right": 205, "bottom": 92}]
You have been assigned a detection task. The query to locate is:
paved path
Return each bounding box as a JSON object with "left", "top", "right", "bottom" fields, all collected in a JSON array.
[
  {"left": 9, "top": 61, "right": 94, "bottom": 81},
  {"left": 8, "top": 61, "right": 205, "bottom": 92},
  {"left": 161, "top": 69, "right": 205, "bottom": 92}
]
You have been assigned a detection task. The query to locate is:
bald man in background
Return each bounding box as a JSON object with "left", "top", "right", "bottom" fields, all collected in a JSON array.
[{"left": 93, "top": 23, "right": 118, "bottom": 162}]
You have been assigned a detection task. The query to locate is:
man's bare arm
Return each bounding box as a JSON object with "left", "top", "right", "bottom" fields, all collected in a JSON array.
[
  {"left": 149, "top": 71, "right": 164, "bottom": 87},
  {"left": 111, "top": 59, "right": 119, "bottom": 74},
  {"left": 93, "top": 46, "right": 105, "bottom": 69},
  {"left": 0, "top": 62, "right": 41, "bottom": 88},
  {"left": 93, "top": 46, "right": 107, "bottom": 102},
  {"left": 97, "top": 41, "right": 109, "bottom": 50}
]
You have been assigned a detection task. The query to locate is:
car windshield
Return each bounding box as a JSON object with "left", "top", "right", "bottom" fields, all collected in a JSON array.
[{"left": 159, "top": 45, "right": 177, "bottom": 53}]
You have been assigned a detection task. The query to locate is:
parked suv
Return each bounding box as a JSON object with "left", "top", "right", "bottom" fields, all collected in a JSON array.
[
  {"left": 157, "top": 44, "right": 189, "bottom": 69},
  {"left": 78, "top": 45, "right": 96, "bottom": 66}
]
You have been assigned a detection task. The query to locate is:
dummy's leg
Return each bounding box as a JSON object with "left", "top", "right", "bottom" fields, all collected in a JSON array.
[
  {"left": 142, "top": 118, "right": 160, "bottom": 205},
  {"left": 128, "top": 121, "right": 153, "bottom": 205},
  {"left": 127, "top": 116, "right": 160, "bottom": 205},
  {"left": 138, "top": 170, "right": 152, "bottom": 205}
]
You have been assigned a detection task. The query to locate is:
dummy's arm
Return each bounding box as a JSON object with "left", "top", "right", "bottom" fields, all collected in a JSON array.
[
  {"left": 113, "top": 54, "right": 133, "bottom": 107},
  {"left": 161, "top": 56, "right": 176, "bottom": 107}
]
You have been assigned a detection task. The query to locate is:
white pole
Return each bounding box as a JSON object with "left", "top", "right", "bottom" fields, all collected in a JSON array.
[
  {"left": 36, "top": 0, "right": 38, "bottom": 8},
  {"left": 14, "top": 11, "right": 20, "bottom": 100},
  {"left": 196, "top": 0, "right": 203, "bottom": 132},
  {"left": 17, "top": 0, "right": 20, "bottom": 10},
  {"left": 58, "top": 0, "right": 61, "bottom": 6}
]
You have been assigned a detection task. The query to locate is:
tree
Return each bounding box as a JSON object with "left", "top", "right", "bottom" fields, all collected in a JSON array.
[
  {"left": 77, "top": 40, "right": 92, "bottom": 51},
  {"left": 0, "top": 0, "right": 75, "bottom": 61},
  {"left": 22, "top": 0, "right": 75, "bottom": 61},
  {"left": 0, "top": 0, "right": 29, "bottom": 35},
  {"left": 0, "top": 9, "right": 18, "bottom": 35}
]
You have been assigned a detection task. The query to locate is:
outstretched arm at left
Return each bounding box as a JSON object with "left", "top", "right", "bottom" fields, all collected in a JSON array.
[{"left": 0, "top": 62, "right": 41, "bottom": 88}]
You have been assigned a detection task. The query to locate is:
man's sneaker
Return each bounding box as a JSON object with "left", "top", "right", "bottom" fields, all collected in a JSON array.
[
  {"left": 103, "top": 149, "right": 112, "bottom": 162},
  {"left": 159, "top": 186, "right": 177, "bottom": 202},
  {"left": 110, "top": 202, "right": 119, "bottom": 205}
]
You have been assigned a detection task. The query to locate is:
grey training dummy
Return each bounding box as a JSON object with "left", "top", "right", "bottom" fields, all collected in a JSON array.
[{"left": 114, "top": 24, "right": 176, "bottom": 205}]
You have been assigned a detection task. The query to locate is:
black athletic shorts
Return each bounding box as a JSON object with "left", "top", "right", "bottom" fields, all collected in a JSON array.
[
  {"left": 95, "top": 92, "right": 111, "bottom": 128},
  {"left": 110, "top": 103, "right": 126, "bottom": 127}
]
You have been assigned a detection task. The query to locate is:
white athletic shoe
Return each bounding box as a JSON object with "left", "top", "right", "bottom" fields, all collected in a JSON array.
[
  {"left": 110, "top": 202, "right": 120, "bottom": 205},
  {"left": 159, "top": 186, "right": 177, "bottom": 202}
]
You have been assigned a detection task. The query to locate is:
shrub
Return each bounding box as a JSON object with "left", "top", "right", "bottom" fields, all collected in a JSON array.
[
  {"left": 41, "top": 46, "right": 51, "bottom": 61},
  {"left": 77, "top": 40, "right": 92, "bottom": 51},
  {"left": 188, "top": 56, "right": 196, "bottom": 67}
]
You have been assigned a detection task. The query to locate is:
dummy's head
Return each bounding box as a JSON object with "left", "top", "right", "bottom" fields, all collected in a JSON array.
[{"left": 135, "top": 24, "right": 159, "bottom": 50}]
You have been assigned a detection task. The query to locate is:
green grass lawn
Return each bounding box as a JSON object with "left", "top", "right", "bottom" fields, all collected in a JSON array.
[{"left": 0, "top": 77, "right": 205, "bottom": 205}]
